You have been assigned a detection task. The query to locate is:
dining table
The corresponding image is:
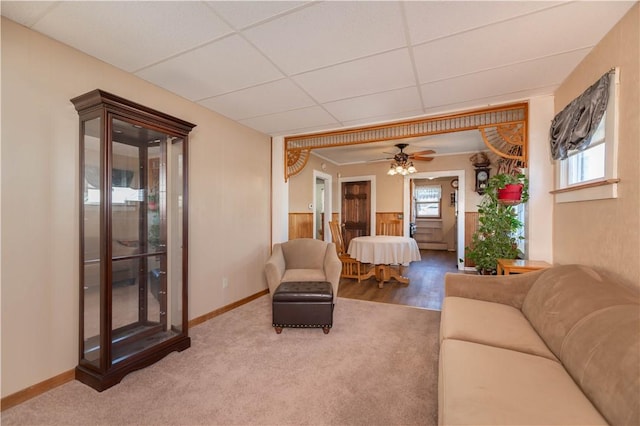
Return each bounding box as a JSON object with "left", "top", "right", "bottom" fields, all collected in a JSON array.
[{"left": 347, "top": 235, "right": 421, "bottom": 288}]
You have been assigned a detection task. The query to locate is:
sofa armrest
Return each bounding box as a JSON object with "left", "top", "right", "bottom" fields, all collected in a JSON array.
[
  {"left": 264, "top": 244, "right": 286, "bottom": 297},
  {"left": 444, "top": 269, "right": 546, "bottom": 309}
]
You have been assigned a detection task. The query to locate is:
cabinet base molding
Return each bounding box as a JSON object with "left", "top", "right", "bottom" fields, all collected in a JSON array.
[{"left": 76, "top": 336, "right": 191, "bottom": 392}]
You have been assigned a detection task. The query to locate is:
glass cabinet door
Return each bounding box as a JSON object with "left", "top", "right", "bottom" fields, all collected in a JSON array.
[
  {"left": 108, "top": 118, "right": 182, "bottom": 365},
  {"left": 81, "top": 116, "right": 102, "bottom": 368},
  {"left": 74, "top": 89, "right": 194, "bottom": 391}
]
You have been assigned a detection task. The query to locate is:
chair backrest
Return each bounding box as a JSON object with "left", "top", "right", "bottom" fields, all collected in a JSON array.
[
  {"left": 328, "top": 221, "right": 346, "bottom": 255},
  {"left": 281, "top": 238, "right": 328, "bottom": 269},
  {"left": 380, "top": 220, "right": 402, "bottom": 236}
]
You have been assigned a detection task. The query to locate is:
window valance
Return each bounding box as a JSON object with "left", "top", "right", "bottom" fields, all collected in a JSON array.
[
  {"left": 549, "top": 70, "right": 613, "bottom": 160},
  {"left": 415, "top": 185, "right": 441, "bottom": 201}
]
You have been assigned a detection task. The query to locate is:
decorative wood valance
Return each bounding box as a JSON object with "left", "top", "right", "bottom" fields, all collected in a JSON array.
[{"left": 284, "top": 103, "right": 528, "bottom": 181}]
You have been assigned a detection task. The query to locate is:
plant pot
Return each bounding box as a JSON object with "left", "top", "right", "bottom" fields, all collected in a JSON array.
[{"left": 498, "top": 183, "right": 523, "bottom": 205}]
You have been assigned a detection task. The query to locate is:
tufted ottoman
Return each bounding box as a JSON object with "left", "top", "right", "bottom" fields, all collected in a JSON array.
[{"left": 272, "top": 281, "right": 333, "bottom": 334}]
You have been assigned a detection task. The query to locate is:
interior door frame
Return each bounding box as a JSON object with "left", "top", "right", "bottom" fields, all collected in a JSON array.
[
  {"left": 312, "top": 170, "right": 332, "bottom": 241},
  {"left": 403, "top": 169, "right": 466, "bottom": 270},
  {"left": 338, "top": 175, "right": 376, "bottom": 237}
]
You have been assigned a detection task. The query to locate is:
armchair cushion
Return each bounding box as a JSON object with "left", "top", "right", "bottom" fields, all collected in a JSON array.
[{"left": 282, "top": 269, "right": 327, "bottom": 283}]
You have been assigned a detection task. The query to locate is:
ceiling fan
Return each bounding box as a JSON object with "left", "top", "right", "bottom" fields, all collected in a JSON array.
[
  {"left": 384, "top": 143, "right": 435, "bottom": 175},
  {"left": 385, "top": 143, "right": 435, "bottom": 162}
]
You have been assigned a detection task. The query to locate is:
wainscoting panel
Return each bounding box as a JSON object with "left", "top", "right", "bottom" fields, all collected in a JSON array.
[
  {"left": 464, "top": 212, "right": 480, "bottom": 267},
  {"left": 289, "top": 213, "right": 313, "bottom": 240}
]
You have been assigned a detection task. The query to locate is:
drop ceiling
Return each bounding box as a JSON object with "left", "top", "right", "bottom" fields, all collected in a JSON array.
[{"left": 2, "top": 0, "right": 635, "bottom": 162}]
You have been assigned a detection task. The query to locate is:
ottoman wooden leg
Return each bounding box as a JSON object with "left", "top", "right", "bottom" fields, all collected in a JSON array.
[
  {"left": 323, "top": 327, "right": 330, "bottom": 334},
  {"left": 274, "top": 326, "right": 283, "bottom": 334}
]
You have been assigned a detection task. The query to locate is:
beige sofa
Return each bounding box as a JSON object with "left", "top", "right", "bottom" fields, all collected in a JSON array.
[
  {"left": 264, "top": 238, "right": 341, "bottom": 304},
  {"left": 439, "top": 264, "right": 639, "bottom": 425}
]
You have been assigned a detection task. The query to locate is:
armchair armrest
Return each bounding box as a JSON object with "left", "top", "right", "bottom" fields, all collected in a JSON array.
[
  {"left": 444, "top": 269, "right": 545, "bottom": 310},
  {"left": 265, "top": 244, "right": 286, "bottom": 297},
  {"left": 323, "top": 242, "right": 342, "bottom": 303}
]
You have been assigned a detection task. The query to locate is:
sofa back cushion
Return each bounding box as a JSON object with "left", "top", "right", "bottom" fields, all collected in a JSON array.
[
  {"left": 522, "top": 264, "right": 640, "bottom": 425},
  {"left": 522, "top": 265, "right": 637, "bottom": 356},
  {"left": 562, "top": 304, "right": 640, "bottom": 425},
  {"left": 281, "top": 238, "right": 328, "bottom": 270}
]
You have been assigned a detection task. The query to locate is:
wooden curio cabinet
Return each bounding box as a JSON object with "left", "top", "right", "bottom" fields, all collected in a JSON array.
[{"left": 72, "top": 90, "right": 195, "bottom": 391}]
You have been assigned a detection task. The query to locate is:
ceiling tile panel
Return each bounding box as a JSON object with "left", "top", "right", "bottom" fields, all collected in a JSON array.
[
  {"left": 207, "top": 1, "right": 310, "bottom": 29},
  {"left": 413, "top": 1, "right": 635, "bottom": 84},
  {"left": 242, "top": 1, "right": 406, "bottom": 74},
  {"left": 323, "top": 87, "right": 423, "bottom": 122},
  {"left": 239, "top": 106, "right": 338, "bottom": 135},
  {"left": 31, "top": 1, "right": 233, "bottom": 72},
  {"left": 422, "top": 89, "right": 556, "bottom": 120},
  {"left": 293, "top": 49, "right": 416, "bottom": 104},
  {"left": 198, "top": 79, "right": 316, "bottom": 120},
  {"left": 135, "top": 35, "right": 284, "bottom": 101},
  {"left": 420, "top": 49, "right": 590, "bottom": 109},
  {"left": 340, "top": 109, "right": 426, "bottom": 131},
  {"left": 0, "top": 1, "right": 57, "bottom": 27},
  {"left": 404, "top": 1, "right": 564, "bottom": 45}
]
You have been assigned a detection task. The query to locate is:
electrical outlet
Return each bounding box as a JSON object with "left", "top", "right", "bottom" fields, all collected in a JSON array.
[{"left": 222, "top": 277, "right": 228, "bottom": 289}]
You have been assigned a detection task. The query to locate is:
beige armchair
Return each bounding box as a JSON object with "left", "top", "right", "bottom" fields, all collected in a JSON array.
[{"left": 265, "top": 238, "right": 342, "bottom": 304}]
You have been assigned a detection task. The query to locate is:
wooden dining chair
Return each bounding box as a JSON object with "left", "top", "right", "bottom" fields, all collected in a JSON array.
[
  {"left": 380, "top": 220, "right": 402, "bottom": 236},
  {"left": 328, "top": 221, "right": 367, "bottom": 282}
]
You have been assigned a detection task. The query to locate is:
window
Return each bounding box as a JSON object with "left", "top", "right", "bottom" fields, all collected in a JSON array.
[
  {"left": 555, "top": 69, "right": 619, "bottom": 203},
  {"left": 415, "top": 185, "right": 441, "bottom": 218},
  {"left": 560, "top": 113, "right": 606, "bottom": 187}
]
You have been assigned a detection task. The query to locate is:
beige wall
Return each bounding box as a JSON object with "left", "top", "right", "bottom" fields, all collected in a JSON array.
[
  {"left": 553, "top": 4, "right": 639, "bottom": 289},
  {"left": 1, "top": 18, "right": 271, "bottom": 397},
  {"left": 288, "top": 154, "right": 339, "bottom": 213}
]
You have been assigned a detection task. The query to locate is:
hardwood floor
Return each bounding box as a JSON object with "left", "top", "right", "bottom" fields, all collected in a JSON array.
[{"left": 337, "top": 249, "right": 462, "bottom": 310}]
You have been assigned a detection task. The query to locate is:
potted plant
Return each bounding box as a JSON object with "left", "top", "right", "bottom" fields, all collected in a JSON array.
[
  {"left": 492, "top": 173, "right": 528, "bottom": 205},
  {"left": 464, "top": 173, "right": 529, "bottom": 274}
]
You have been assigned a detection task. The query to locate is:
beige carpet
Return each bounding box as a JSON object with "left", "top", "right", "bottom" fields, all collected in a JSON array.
[{"left": 2, "top": 295, "right": 441, "bottom": 425}]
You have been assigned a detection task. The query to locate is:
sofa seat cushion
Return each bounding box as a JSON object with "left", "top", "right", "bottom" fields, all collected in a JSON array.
[
  {"left": 282, "top": 269, "right": 327, "bottom": 283},
  {"left": 441, "top": 297, "right": 556, "bottom": 360},
  {"left": 439, "top": 339, "right": 607, "bottom": 425}
]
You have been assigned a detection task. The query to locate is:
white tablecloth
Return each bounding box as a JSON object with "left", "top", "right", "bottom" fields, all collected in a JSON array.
[{"left": 347, "top": 236, "right": 421, "bottom": 266}]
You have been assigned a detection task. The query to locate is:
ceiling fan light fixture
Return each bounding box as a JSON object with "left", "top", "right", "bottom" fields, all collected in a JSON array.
[{"left": 386, "top": 143, "right": 421, "bottom": 176}]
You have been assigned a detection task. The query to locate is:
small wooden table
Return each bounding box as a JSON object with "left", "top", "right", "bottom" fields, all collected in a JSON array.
[{"left": 497, "top": 259, "right": 552, "bottom": 275}]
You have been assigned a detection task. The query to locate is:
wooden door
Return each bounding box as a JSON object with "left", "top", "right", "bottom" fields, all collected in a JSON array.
[{"left": 341, "top": 181, "right": 371, "bottom": 250}]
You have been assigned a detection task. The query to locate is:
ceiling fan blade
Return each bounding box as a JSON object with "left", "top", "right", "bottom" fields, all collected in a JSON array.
[
  {"left": 411, "top": 156, "right": 434, "bottom": 162},
  {"left": 409, "top": 149, "right": 436, "bottom": 156}
]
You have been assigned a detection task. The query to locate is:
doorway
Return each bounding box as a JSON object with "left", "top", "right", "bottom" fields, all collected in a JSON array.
[
  {"left": 313, "top": 170, "right": 332, "bottom": 241},
  {"left": 403, "top": 170, "right": 466, "bottom": 270},
  {"left": 340, "top": 179, "right": 372, "bottom": 249}
]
